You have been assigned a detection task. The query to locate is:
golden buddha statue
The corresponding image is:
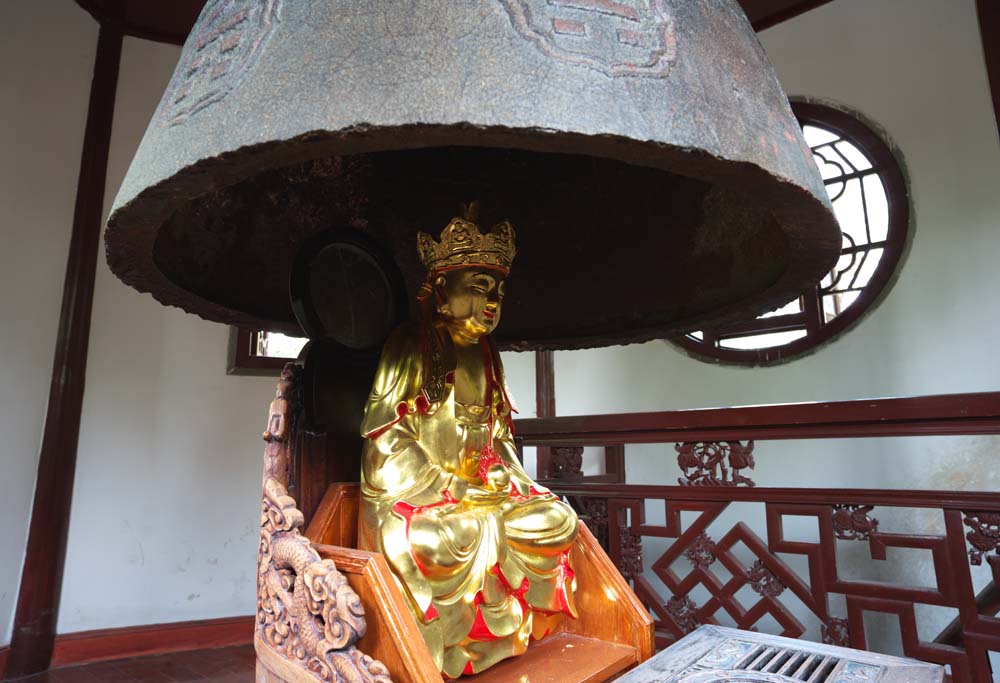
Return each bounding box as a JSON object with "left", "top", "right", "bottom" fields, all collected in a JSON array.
[{"left": 358, "top": 207, "right": 579, "bottom": 677}]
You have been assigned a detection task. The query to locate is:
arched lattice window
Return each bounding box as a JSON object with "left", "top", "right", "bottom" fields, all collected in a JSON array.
[{"left": 673, "top": 101, "right": 910, "bottom": 365}]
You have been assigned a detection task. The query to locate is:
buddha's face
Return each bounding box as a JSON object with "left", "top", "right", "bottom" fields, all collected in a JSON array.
[{"left": 434, "top": 267, "right": 506, "bottom": 342}]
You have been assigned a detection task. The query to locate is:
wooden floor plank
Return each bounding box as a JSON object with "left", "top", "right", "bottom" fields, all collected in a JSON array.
[
  {"left": 9, "top": 636, "right": 635, "bottom": 683},
  {"left": 6, "top": 645, "right": 254, "bottom": 683}
]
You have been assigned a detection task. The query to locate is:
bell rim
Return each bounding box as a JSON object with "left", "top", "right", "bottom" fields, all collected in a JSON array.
[{"left": 106, "top": 122, "right": 841, "bottom": 351}]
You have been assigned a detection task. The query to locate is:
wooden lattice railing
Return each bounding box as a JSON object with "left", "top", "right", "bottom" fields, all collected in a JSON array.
[{"left": 513, "top": 392, "right": 1000, "bottom": 683}]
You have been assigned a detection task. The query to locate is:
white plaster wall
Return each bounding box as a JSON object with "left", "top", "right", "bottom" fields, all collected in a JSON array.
[
  {"left": 500, "top": 350, "right": 539, "bottom": 477},
  {"left": 0, "top": 3, "right": 98, "bottom": 645},
  {"left": 499, "top": 350, "right": 537, "bottom": 420}
]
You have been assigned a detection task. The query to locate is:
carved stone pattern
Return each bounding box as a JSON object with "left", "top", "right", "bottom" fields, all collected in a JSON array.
[
  {"left": 497, "top": 0, "right": 678, "bottom": 79},
  {"left": 676, "top": 441, "right": 756, "bottom": 488},
  {"left": 832, "top": 504, "right": 879, "bottom": 541},
  {"left": 836, "top": 662, "right": 885, "bottom": 683},
  {"left": 666, "top": 595, "right": 700, "bottom": 635},
  {"left": 617, "top": 528, "right": 643, "bottom": 583},
  {"left": 666, "top": 632, "right": 925, "bottom": 683},
  {"left": 693, "top": 638, "right": 759, "bottom": 671},
  {"left": 550, "top": 446, "right": 584, "bottom": 479},
  {"left": 822, "top": 617, "right": 851, "bottom": 648},
  {"left": 747, "top": 560, "right": 785, "bottom": 598},
  {"left": 963, "top": 511, "right": 1000, "bottom": 566},
  {"left": 162, "top": 0, "right": 280, "bottom": 126},
  {"left": 257, "top": 363, "right": 393, "bottom": 683},
  {"left": 684, "top": 533, "right": 717, "bottom": 570}
]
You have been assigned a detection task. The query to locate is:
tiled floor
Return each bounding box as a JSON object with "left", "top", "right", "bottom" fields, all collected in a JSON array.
[{"left": 7, "top": 646, "right": 255, "bottom": 683}]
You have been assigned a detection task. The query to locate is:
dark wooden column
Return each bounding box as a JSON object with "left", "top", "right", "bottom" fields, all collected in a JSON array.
[
  {"left": 979, "top": 0, "right": 1000, "bottom": 143},
  {"left": 6, "top": 23, "right": 123, "bottom": 678},
  {"left": 534, "top": 350, "right": 556, "bottom": 478}
]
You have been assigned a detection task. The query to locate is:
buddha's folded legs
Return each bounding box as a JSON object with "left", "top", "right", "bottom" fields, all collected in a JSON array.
[
  {"left": 504, "top": 495, "right": 579, "bottom": 555},
  {"left": 409, "top": 505, "right": 488, "bottom": 581},
  {"left": 403, "top": 496, "right": 578, "bottom": 599},
  {"left": 499, "top": 495, "right": 579, "bottom": 618},
  {"left": 396, "top": 494, "right": 578, "bottom": 677}
]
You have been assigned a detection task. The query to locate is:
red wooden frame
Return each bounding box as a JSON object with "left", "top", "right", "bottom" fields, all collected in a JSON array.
[
  {"left": 548, "top": 485, "right": 999, "bottom": 680},
  {"left": 514, "top": 395, "right": 1000, "bottom": 682},
  {"left": 534, "top": 350, "right": 557, "bottom": 477},
  {"left": 513, "top": 392, "right": 1000, "bottom": 445},
  {"left": 539, "top": 484, "right": 1000, "bottom": 513}
]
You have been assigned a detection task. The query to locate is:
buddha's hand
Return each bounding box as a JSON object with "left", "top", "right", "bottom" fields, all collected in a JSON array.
[
  {"left": 463, "top": 468, "right": 510, "bottom": 508},
  {"left": 484, "top": 463, "right": 511, "bottom": 492}
]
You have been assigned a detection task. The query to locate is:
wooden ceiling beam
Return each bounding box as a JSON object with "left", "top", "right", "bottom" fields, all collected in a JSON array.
[
  {"left": 74, "top": 0, "right": 115, "bottom": 27},
  {"left": 75, "top": 0, "right": 191, "bottom": 45},
  {"left": 747, "top": 0, "right": 837, "bottom": 32}
]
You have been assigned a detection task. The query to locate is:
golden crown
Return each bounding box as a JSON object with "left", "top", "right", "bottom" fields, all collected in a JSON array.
[{"left": 417, "top": 213, "right": 517, "bottom": 275}]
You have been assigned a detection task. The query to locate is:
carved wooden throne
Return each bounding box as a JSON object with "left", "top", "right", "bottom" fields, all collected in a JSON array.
[{"left": 256, "top": 364, "right": 653, "bottom": 683}]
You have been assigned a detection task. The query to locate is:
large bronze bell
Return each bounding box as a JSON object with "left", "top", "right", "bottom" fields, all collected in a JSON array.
[{"left": 106, "top": 0, "right": 840, "bottom": 351}]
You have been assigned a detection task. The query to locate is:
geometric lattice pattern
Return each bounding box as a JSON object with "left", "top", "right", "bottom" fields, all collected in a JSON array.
[{"left": 563, "top": 489, "right": 1000, "bottom": 683}]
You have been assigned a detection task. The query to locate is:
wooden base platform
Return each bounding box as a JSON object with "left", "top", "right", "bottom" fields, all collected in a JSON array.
[
  {"left": 467, "top": 633, "right": 637, "bottom": 683},
  {"left": 256, "top": 483, "right": 654, "bottom": 683}
]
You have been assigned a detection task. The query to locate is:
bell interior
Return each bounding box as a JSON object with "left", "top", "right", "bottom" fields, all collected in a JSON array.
[{"left": 152, "top": 146, "right": 788, "bottom": 349}]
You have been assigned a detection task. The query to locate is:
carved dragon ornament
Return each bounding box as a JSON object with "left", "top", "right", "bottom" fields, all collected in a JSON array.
[{"left": 256, "top": 366, "right": 393, "bottom": 683}]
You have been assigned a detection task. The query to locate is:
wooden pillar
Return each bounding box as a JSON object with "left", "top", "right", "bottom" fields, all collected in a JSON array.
[
  {"left": 535, "top": 350, "right": 556, "bottom": 478},
  {"left": 6, "top": 23, "right": 122, "bottom": 678},
  {"left": 979, "top": 0, "right": 1000, "bottom": 144}
]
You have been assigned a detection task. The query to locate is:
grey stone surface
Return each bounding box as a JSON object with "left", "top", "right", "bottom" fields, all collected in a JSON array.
[{"left": 618, "top": 626, "right": 943, "bottom": 683}]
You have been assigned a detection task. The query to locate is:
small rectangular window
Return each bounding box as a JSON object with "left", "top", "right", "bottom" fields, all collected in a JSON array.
[{"left": 228, "top": 328, "right": 307, "bottom": 374}]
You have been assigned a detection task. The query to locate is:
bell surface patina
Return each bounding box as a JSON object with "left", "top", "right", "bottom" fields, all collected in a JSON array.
[{"left": 105, "top": 0, "right": 841, "bottom": 351}]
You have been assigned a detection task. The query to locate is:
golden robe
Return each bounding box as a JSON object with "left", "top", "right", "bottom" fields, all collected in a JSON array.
[{"left": 359, "top": 324, "right": 578, "bottom": 677}]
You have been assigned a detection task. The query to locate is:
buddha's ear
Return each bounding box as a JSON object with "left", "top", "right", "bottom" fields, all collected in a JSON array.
[{"left": 432, "top": 274, "right": 448, "bottom": 307}]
